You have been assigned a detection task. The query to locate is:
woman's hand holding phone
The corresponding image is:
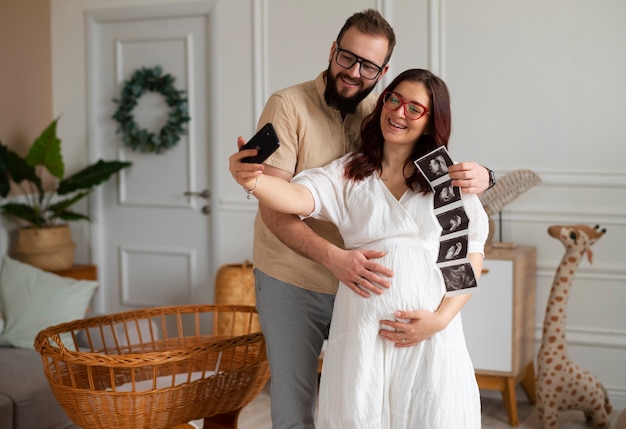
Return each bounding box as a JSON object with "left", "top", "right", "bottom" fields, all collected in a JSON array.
[
  {"left": 239, "top": 122, "right": 280, "bottom": 163},
  {"left": 230, "top": 123, "right": 280, "bottom": 193}
]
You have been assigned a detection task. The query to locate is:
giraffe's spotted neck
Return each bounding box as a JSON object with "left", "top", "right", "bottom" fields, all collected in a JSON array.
[
  {"left": 540, "top": 224, "right": 606, "bottom": 346},
  {"left": 541, "top": 249, "right": 583, "bottom": 337}
]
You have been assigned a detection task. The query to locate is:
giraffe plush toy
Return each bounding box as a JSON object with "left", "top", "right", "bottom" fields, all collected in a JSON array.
[{"left": 536, "top": 224, "right": 612, "bottom": 428}]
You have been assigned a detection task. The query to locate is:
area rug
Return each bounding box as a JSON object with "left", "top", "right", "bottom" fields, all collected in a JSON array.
[
  {"left": 481, "top": 392, "right": 626, "bottom": 429},
  {"left": 480, "top": 393, "right": 537, "bottom": 428}
]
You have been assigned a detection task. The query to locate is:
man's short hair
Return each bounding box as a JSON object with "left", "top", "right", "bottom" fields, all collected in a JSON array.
[{"left": 336, "top": 9, "right": 397, "bottom": 65}]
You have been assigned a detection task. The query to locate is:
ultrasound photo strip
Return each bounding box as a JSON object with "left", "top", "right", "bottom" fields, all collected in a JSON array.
[
  {"left": 437, "top": 207, "right": 470, "bottom": 236},
  {"left": 437, "top": 235, "right": 468, "bottom": 264},
  {"left": 414, "top": 146, "right": 479, "bottom": 296}
]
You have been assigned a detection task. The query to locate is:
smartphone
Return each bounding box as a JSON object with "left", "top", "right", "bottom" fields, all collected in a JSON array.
[{"left": 239, "top": 122, "right": 280, "bottom": 163}]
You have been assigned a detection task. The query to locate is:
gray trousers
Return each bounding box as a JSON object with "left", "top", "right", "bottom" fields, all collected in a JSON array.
[{"left": 254, "top": 269, "right": 335, "bottom": 429}]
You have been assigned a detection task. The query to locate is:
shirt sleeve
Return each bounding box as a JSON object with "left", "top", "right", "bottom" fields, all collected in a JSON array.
[
  {"left": 290, "top": 157, "right": 347, "bottom": 225},
  {"left": 256, "top": 93, "right": 299, "bottom": 174},
  {"left": 463, "top": 193, "right": 489, "bottom": 256}
]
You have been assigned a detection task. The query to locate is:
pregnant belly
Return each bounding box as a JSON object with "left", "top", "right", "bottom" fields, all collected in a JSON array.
[{"left": 338, "top": 244, "right": 445, "bottom": 323}]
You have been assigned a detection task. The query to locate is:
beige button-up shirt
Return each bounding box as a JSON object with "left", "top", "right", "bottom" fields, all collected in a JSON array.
[{"left": 252, "top": 71, "right": 378, "bottom": 294}]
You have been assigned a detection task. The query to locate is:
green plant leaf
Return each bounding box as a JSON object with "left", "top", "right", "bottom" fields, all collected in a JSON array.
[
  {"left": 26, "top": 118, "right": 65, "bottom": 179},
  {"left": 0, "top": 142, "right": 44, "bottom": 198},
  {"left": 1, "top": 118, "right": 131, "bottom": 228},
  {"left": 0, "top": 144, "right": 12, "bottom": 197},
  {"left": 54, "top": 210, "right": 91, "bottom": 223},
  {"left": 57, "top": 160, "right": 132, "bottom": 195},
  {"left": 48, "top": 191, "right": 90, "bottom": 214},
  {"left": 0, "top": 202, "right": 45, "bottom": 226}
]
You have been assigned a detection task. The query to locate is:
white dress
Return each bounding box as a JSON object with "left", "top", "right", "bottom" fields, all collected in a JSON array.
[{"left": 292, "top": 154, "right": 489, "bottom": 429}]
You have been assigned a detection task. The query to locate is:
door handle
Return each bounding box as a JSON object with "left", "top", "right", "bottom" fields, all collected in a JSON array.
[{"left": 184, "top": 189, "right": 210, "bottom": 199}]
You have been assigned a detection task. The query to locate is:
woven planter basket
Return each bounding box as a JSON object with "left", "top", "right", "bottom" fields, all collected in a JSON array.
[
  {"left": 10, "top": 225, "right": 75, "bottom": 271},
  {"left": 34, "top": 304, "right": 269, "bottom": 429},
  {"left": 215, "top": 261, "right": 261, "bottom": 336}
]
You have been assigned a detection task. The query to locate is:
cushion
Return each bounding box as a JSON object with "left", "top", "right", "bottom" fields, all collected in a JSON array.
[
  {"left": 0, "top": 256, "right": 98, "bottom": 349},
  {"left": 108, "top": 371, "right": 214, "bottom": 392}
]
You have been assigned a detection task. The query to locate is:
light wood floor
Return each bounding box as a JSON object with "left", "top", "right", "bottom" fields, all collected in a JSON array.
[{"left": 191, "top": 383, "right": 624, "bottom": 428}]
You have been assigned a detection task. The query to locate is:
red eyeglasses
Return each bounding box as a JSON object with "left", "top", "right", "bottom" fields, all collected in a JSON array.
[{"left": 382, "top": 91, "right": 429, "bottom": 120}]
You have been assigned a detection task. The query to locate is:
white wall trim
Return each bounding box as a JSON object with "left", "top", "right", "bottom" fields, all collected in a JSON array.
[
  {"left": 513, "top": 169, "right": 626, "bottom": 188},
  {"left": 488, "top": 168, "right": 626, "bottom": 225},
  {"left": 222, "top": 202, "right": 626, "bottom": 225},
  {"left": 83, "top": 1, "right": 216, "bottom": 22},
  {"left": 501, "top": 209, "right": 626, "bottom": 227},
  {"left": 428, "top": 0, "right": 442, "bottom": 75},
  {"left": 252, "top": 0, "right": 267, "bottom": 125},
  {"left": 533, "top": 325, "right": 626, "bottom": 350},
  {"left": 222, "top": 165, "right": 626, "bottom": 223},
  {"left": 537, "top": 264, "right": 626, "bottom": 283},
  {"left": 207, "top": 3, "right": 222, "bottom": 292},
  {"left": 119, "top": 244, "right": 197, "bottom": 306},
  {"left": 608, "top": 389, "right": 626, "bottom": 410}
]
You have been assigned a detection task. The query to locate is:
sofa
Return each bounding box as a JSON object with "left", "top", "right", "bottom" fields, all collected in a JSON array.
[
  {"left": 0, "top": 256, "right": 98, "bottom": 429},
  {"left": 0, "top": 319, "right": 159, "bottom": 429},
  {"left": 0, "top": 346, "right": 79, "bottom": 429}
]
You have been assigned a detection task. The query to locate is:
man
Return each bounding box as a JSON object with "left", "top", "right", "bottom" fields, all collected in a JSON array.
[{"left": 230, "top": 9, "right": 493, "bottom": 428}]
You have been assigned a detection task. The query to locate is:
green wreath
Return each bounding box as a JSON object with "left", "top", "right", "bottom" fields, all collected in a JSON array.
[{"left": 112, "top": 66, "right": 191, "bottom": 154}]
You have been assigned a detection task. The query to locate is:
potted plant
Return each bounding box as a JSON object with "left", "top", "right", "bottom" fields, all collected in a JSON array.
[{"left": 0, "top": 118, "right": 132, "bottom": 271}]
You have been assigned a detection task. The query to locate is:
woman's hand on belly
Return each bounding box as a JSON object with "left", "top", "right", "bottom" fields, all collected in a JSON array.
[{"left": 378, "top": 309, "right": 447, "bottom": 348}]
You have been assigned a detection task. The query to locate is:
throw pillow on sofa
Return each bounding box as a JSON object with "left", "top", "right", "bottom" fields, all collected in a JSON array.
[{"left": 0, "top": 256, "right": 98, "bottom": 349}]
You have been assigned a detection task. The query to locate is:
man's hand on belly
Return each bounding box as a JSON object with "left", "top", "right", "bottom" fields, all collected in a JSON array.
[{"left": 327, "top": 248, "right": 394, "bottom": 297}]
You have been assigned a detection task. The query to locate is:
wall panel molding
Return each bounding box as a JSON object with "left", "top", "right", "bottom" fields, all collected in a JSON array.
[
  {"left": 533, "top": 325, "right": 626, "bottom": 350},
  {"left": 507, "top": 169, "right": 626, "bottom": 189},
  {"left": 429, "top": 0, "right": 442, "bottom": 74},
  {"left": 119, "top": 245, "right": 197, "bottom": 307},
  {"left": 252, "top": 0, "right": 267, "bottom": 125},
  {"left": 85, "top": 2, "right": 216, "bottom": 22},
  {"left": 608, "top": 389, "right": 626, "bottom": 408},
  {"left": 537, "top": 265, "right": 626, "bottom": 283},
  {"left": 221, "top": 164, "right": 626, "bottom": 221},
  {"left": 501, "top": 209, "right": 626, "bottom": 227},
  {"left": 220, "top": 203, "right": 626, "bottom": 225},
  {"left": 111, "top": 33, "right": 198, "bottom": 209}
]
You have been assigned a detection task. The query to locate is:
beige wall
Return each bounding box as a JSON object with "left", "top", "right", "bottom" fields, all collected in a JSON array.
[{"left": 0, "top": 0, "right": 52, "bottom": 154}]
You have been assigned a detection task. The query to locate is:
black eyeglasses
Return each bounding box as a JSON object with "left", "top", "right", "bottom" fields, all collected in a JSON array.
[
  {"left": 382, "top": 91, "right": 429, "bottom": 120},
  {"left": 335, "top": 46, "right": 383, "bottom": 80}
]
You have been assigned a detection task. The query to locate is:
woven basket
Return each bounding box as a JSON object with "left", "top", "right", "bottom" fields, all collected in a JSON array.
[
  {"left": 215, "top": 261, "right": 261, "bottom": 336},
  {"left": 34, "top": 304, "right": 269, "bottom": 429},
  {"left": 11, "top": 225, "right": 75, "bottom": 271}
]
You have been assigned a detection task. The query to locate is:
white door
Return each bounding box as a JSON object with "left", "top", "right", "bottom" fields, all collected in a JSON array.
[{"left": 87, "top": 7, "right": 213, "bottom": 314}]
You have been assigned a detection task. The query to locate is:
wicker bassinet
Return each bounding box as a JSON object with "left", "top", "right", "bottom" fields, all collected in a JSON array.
[{"left": 34, "top": 304, "right": 269, "bottom": 429}]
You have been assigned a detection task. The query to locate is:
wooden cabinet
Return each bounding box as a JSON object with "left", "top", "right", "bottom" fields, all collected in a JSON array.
[
  {"left": 463, "top": 245, "right": 536, "bottom": 426},
  {"left": 53, "top": 264, "right": 98, "bottom": 281}
]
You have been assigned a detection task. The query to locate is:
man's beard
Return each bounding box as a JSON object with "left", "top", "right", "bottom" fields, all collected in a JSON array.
[{"left": 324, "top": 65, "right": 376, "bottom": 114}]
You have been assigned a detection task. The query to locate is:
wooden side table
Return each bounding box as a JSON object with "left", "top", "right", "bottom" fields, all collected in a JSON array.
[
  {"left": 52, "top": 264, "right": 98, "bottom": 281},
  {"left": 463, "top": 244, "right": 537, "bottom": 426}
]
